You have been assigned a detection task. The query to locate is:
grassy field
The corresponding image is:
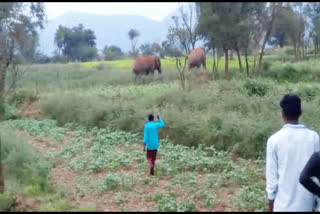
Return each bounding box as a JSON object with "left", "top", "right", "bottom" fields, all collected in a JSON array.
[{"left": 2, "top": 50, "right": 320, "bottom": 211}]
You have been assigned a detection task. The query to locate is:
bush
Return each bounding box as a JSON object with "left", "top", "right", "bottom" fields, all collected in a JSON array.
[
  {"left": 279, "top": 64, "right": 298, "bottom": 81},
  {"left": 244, "top": 80, "right": 268, "bottom": 97},
  {"left": 8, "top": 89, "right": 38, "bottom": 107},
  {"left": 0, "top": 99, "right": 18, "bottom": 121},
  {"left": 41, "top": 94, "right": 109, "bottom": 127},
  {"left": 157, "top": 196, "right": 178, "bottom": 212},
  {"left": 298, "top": 85, "right": 319, "bottom": 102},
  {"left": 262, "top": 61, "right": 272, "bottom": 72},
  {"left": 0, "top": 192, "right": 14, "bottom": 211},
  {"left": 178, "top": 200, "right": 198, "bottom": 212},
  {"left": 1, "top": 128, "right": 51, "bottom": 191}
]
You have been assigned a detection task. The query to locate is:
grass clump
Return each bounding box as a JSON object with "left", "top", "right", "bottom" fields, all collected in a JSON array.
[
  {"left": 0, "top": 192, "right": 14, "bottom": 211},
  {"left": 244, "top": 79, "right": 268, "bottom": 97}
]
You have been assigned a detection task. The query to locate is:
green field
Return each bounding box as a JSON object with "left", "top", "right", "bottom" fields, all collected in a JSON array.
[{"left": 2, "top": 51, "right": 320, "bottom": 211}]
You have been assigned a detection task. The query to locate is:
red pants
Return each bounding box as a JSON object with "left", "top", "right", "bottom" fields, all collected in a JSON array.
[{"left": 146, "top": 149, "right": 157, "bottom": 173}]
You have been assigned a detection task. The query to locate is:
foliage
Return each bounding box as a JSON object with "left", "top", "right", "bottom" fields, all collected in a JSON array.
[
  {"left": 54, "top": 24, "right": 98, "bottom": 62},
  {"left": 0, "top": 192, "right": 14, "bottom": 211},
  {"left": 157, "top": 195, "right": 178, "bottom": 212},
  {"left": 8, "top": 117, "right": 268, "bottom": 211},
  {"left": 103, "top": 45, "right": 125, "bottom": 60},
  {"left": 0, "top": 2, "right": 45, "bottom": 95},
  {"left": 128, "top": 29, "right": 140, "bottom": 58},
  {"left": 244, "top": 79, "right": 268, "bottom": 97},
  {"left": 7, "top": 89, "right": 39, "bottom": 107}
]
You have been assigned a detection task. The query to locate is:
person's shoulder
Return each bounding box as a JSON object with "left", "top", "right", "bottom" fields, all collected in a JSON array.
[
  {"left": 302, "top": 125, "right": 320, "bottom": 139},
  {"left": 305, "top": 127, "right": 319, "bottom": 136},
  {"left": 267, "top": 128, "right": 283, "bottom": 144}
]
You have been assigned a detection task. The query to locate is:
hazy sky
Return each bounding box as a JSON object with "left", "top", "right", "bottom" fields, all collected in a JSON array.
[{"left": 44, "top": 2, "right": 181, "bottom": 21}]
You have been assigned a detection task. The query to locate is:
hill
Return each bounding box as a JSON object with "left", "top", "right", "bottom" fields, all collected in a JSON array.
[{"left": 38, "top": 11, "right": 178, "bottom": 56}]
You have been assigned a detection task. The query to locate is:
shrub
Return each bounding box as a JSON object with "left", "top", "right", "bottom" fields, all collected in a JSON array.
[
  {"left": 0, "top": 192, "right": 14, "bottom": 211},
  {"left": 298, "top": 85, "right": 319, "bottom": 102},
  {"left": 41, "top": 94, "right": 109, "bottom": 127},
  {"left": 262, "top": 61, "right": 272, "bottom": 72},
  {"left": 244, "top": 80, "right": 268, "bottom": 97},
  {"left": 1, "top": 128, "right": 51, "bottom": 191},
  {"left": 279, "top": 64, "right": 298, "bottom": 81},
  {"left": 178, "top": 200, "right": 197, "bottom": 212},
  {"left": 157, "top": 196, "right": 178, "bottom": 212},
  {"left": 8, "top": 89, "right": 38, "bottom": 107},
  {"left": 102, "top": 173, "right": 121, "bottom": 191}
]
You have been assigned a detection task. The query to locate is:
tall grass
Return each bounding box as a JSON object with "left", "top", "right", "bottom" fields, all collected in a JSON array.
[
  {"left": 39, "top": 76, "right": 320, "bottom": 158},
  {"left": 14, "top": 55, "right": 320, "bottom": 159}
]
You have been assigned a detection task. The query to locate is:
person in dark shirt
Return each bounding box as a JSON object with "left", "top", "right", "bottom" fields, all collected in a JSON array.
[{"left": 299, "top": 151, "right": 320, "bottom": 197}]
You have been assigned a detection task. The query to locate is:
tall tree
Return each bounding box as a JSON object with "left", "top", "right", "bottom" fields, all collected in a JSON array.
[
  {"left": 0, "top": 2, "right": 45, "bottom": 193},
  {"left": 197, "top": 2, "right": 243, "bottom": 79},
  {"left": 54, "top": 24, "right": 98, "bottom": 62},
  {"left": 128, "top": 29, "right": 140, "bottom": 58},
  {"left": 179, "top": 3, "right": 200, "bottom": 51},
  {"left": 0, "top": 2, "right": 45, "bottom": 96},
  {"left": 257, "top": 3, "right": 282, "bottom": 69},
  {"left": 305, "top": 3, "right": 320, "bottom": 56}
]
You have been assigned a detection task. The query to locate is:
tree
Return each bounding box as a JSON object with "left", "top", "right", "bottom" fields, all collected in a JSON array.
[
  {"left": 0, "top": 3, "right": 45, "bottom": 96},
  {"left": 128, "top": 29, "right": 140, "bottom": 58},
  {"left": 161, "top": 40, "right": 183, "bottom": 57},
  {"left": 54, "top": 24, "right": 98, "bottom": 62},
  {"left": 139, "top": 42, "right": 162, "bottom": 56},
  {"left": 305, "top": 3, "right": 320, "bottom": 57},
  {"left": 197, "top": 2, "right": 243, "bottom": 79},
  {"left": 179, "top": 3, "right": 200, "bottom": 51},
  {"left": 166, "top": 13, "right": 192, "bottom": 89},
  {"left": 103, "top": 45, "right": 124, "bottom": 60},
  {"left": 0, "top": 2, "right": 45, "bottom": 193},
  {"left": 257, "top": 3, "right": 283, "bottom": 69}
]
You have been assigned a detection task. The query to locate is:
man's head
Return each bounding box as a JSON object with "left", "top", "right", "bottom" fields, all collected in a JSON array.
[
  {"left": 148, "top": 113, "right": 154, "bottom": 121},
  {"left": 280, "top": 93, "right": 302, "bottom": 122}
]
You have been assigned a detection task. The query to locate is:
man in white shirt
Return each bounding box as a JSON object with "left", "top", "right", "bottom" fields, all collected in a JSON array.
[{"left": 266, "top": 93, "right": 320, "bottom": 212}]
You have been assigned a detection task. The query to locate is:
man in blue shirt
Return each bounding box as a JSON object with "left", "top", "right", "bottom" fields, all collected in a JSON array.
[{"left": 143, "top": 113, "right": 166, "bottom": 175}]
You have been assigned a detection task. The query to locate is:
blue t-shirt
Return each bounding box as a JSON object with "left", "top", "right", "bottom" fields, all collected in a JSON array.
[{"left": 143, "top": 117, "right": 166, "bottom": 150}]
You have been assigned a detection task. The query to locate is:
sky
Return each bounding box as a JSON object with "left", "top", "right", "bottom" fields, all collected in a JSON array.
[{"left": 44, "top": 2, "right": 181, "bottom": 21}]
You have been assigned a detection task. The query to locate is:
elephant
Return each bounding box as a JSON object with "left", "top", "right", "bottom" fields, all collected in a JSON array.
[
  {"left": 132, "top": 55, "right": 161, "bottom": 77},
  {"left": 188, "top": 48, "right": 206, "bottom": 70}
]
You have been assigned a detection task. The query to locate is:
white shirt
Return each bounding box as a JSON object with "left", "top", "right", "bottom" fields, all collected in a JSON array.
[{"left": 266, "top": 123, "right": 320, "bottom": 211}]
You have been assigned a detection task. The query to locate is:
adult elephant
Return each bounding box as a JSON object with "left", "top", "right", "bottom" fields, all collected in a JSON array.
[
  {"left": 188, "top": 48, "right": 206, "bottom": 70},
  {"left": 132, "top": 55, "right": 161, "bottom": 77}
]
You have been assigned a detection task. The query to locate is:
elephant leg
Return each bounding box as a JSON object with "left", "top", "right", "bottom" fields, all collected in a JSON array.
[{"left": 203, "top": 60, "right": 206, "bottom": 69}]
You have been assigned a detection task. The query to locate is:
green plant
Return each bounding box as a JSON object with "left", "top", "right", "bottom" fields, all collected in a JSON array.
[
  {"left": 0, "top": 192, "right": 14, "bottom": 211},
  {"left": 298, "top": 85, "right": 319, "bottom": 102},
  {"left": 8, "top": 89, "right": 39, "bottom": 107},
  {"left": 178, "top": 200, "right": 197, "bottom": 212},
  {"left": 157, "top": 196, "right": 178, "bottom": 212},
  {"left": 78, "top": 205, "right": 97, "bottom": 212},
  {"left": 203, "top": 191, "right": 215, "bottom": 209},
  {"left": 244, "top": 80, "right": 268, "bottom": 97},
  {"left": 236, "top": 183, "right": 266, "bottom": 211}
]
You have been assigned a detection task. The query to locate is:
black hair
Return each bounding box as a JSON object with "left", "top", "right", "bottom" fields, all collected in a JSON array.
[
  {"left": 148, "top": 113, "right": 154, "bottom": 121},
  {"left": 280, "top": 93, "right": 302, "bottom": 120}
]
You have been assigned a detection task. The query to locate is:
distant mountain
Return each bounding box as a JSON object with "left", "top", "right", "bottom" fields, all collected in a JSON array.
[{"left": 38, "top": 11, "right": 179, "bottom": 56}]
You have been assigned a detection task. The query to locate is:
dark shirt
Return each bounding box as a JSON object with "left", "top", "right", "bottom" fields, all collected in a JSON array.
[{"left": 299, "top": 151, "right": 320, "bottom": 198}]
